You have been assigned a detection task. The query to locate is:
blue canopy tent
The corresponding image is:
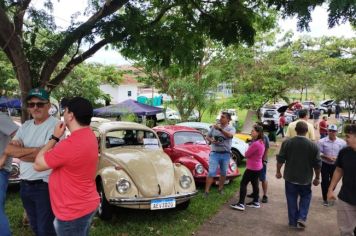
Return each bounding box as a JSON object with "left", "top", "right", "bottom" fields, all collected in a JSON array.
[
  {"left": 0, "top": 97, "right": 22, "bottom": 109},
  {"left": 93, "top": 99, "right": 163, "bottom": 117}
]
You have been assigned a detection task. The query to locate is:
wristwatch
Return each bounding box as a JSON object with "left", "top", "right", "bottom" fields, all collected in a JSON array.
[{"left": 49, "top": 135, "right": 60, "bottom": 142}]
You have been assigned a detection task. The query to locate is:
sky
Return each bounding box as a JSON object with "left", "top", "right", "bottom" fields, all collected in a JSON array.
[{"left": 33, "top": 0, "right": 356, "bottom": 65}]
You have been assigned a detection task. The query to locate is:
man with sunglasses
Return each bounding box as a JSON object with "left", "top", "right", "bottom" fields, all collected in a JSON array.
[
  {"left": 2, "top": 88, "right": 58, "bottom": 236},
  {"left": 317, "top": 124, "right": 346, "bottom": 207}
]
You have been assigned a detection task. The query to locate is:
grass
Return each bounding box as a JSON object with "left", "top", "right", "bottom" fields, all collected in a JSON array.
[{"left": 5, "top": 166, "right": 246, "bottom": 236}]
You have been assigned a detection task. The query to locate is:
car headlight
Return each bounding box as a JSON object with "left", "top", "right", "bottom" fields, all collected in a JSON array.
[
  {"left": 179, "top": 175, "right": 192, "bottom": 189},
  {"left": 230, "top": 162, "right": 237, "bottom": 172},
  {"left": 116, "top": 178, "right": 131, "bottom": 194},
  {"left": 195, "top": 163, "right": 204, "bottom": 174}
]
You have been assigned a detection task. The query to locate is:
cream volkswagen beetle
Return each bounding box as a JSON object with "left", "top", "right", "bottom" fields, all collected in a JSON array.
[{"left": 91, "top": 121, "right": 198, "bottom": 220}]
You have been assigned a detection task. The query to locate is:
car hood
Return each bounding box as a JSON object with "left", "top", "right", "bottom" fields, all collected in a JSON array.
[
  {"left": 104, "top": 148, "right": 175, "bottom": 197},
  {"left": 174, "top": 144, "right": 211, "bottom": 167}
]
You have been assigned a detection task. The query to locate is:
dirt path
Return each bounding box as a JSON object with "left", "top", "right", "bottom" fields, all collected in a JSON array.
[{"left": 196, "top": 119, "right": 342, "bottom": 236}]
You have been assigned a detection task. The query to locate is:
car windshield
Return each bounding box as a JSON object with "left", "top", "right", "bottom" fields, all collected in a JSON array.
[
  {"left": 105, "top": 129, "right": 158, "bottom": 148},
  {"left": 174, "top": 131, "right": 207, "bottom": 145}
]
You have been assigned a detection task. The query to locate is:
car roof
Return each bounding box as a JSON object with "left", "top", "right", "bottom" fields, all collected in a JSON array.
[
  {"left": 153, "top": 125, "right": 200, "bottom": 135},
  {"left": 176, "top": 122, "right": 211, "bottom": 130},
  {"left": 91, "top": 121, "right": 154, "bottom": 133}
]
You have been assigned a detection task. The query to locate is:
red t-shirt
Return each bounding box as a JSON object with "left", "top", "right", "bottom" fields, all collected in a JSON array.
[
  {"left": 45, "top": 127, "right": 99, "bottom": 221},
  {"left": 319, "top": 120, "right": 328, "bottom": 135},
  {"left": 279, "top": 116, "right": 286, "bottom": 127}
]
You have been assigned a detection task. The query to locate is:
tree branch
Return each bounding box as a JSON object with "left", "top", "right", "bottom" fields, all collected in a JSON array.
[
  {"left": 40, "top": 0, "right": 129, "bottom": 86},
  {"left": 13, "top": 0, "right": 31, "bottom": 37},
  {"left": 45, "top": 39, "right": 109, "bottom": 90},
  {"left": 147, "top": 3, "right": 179, "bottom": 26}
]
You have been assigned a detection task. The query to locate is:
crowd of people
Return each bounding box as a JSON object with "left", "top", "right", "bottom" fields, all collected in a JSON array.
[
  {"left": 1, "top": 90, "right": 355, "bottom": 236},
  {"left": 0, "top": 88, "right": 99, "bottom": 236},
  {"left": 205, "top": 108, "right": 355, "bottom": 235}
]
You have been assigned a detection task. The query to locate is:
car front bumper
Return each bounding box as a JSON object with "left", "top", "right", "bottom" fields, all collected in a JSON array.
[{"left": 109, "top": 191, "right": 198, "bottom": 206}]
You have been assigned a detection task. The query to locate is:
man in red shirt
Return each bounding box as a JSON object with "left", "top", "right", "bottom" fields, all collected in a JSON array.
[
  {"left": 319, "top": 116, "right": 328, "bottom": 139},
  {"left": 34, "top": 97, "right": 99, "bottom": 236}
]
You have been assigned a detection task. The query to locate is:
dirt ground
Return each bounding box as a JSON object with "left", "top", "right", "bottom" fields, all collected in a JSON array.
[{"left": 196, "top": 117, "right": 342, "bottom": 236}]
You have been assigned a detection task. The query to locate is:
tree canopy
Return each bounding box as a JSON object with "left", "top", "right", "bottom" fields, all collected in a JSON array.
[{"left": 1, "top": 0, "right": 355, "bottom": 121}]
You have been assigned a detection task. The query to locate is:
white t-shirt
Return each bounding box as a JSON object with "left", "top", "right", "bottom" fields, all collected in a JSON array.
[{"left": 14, "top": 116, "right": 59, "bottom": 182}]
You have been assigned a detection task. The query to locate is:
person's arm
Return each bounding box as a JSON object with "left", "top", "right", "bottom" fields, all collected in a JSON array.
[
  {"left": 244, "top": 142, "right": 259, "bottom": 159},
  {"left": 276, "top": 162, "right": 284, "bottom": 179},
  {"left": 327, "top": 167, "right": 343, "bottom": 201},
  {"left": 3, "top": 144, "right": 40, "bottom": 162},
  {"left": 34, "top": 122, "right": 65, "bottom": 171},
  {"left": 33, "top": 139, "right": 57, "bottom": 171},
  {"left": 312, "top": 167, "right": 321, "bottom": 186},
  {"left": 214, "top": 124, "right": 234, "bottom": 138},
  {"left": 263, "top": 147, "right": 269, "bottom": 163}
]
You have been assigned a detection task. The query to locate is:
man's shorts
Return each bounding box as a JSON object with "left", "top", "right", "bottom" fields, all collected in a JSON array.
[
  {"left": 259, "top": 163, "right": 267, "bottom": 181},
  {"left": 208, "top": 151, "right": 230, "bottom": 177}
]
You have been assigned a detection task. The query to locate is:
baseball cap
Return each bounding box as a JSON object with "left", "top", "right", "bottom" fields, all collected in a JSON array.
[
  {"left": 62, "top": 97, "right": 93, "bottom": 125},
  {"left": 26, "top": 88, "right": 49, "bottom": 101},
  {"left": 328, "top": 124, "right": 338, "bottom": 131}
]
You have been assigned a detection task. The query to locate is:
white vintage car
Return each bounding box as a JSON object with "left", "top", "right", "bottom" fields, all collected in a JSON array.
[
  {"left": 176, "top": 122, "right": 249, "bottom": 165},
  {"left": 91, "top": 121, "right": 198, "bottom": 220}
]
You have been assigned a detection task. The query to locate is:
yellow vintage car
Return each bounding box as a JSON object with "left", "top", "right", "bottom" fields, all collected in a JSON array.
[{"left": 91, "top": 121, "right": 198, "bottom": 220}]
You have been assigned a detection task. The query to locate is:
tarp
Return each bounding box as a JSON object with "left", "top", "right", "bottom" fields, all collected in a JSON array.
[
  {"left": 93, "top": 99, "right": 163, "bottom": 117},
  {"left": 0, "top": 97, "right": 22, "bottom": 109}
]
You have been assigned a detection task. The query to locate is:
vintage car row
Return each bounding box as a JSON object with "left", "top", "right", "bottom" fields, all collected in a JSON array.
[
  {"left": 91, "top": 121, "right": 198, "bottom": 220},
  {"left": 152, "top": 125, "right": 240, "bottom": 184}
]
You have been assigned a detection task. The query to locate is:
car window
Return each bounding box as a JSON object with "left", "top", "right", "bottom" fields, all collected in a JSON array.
[
  {"left": 157, "top": 132, "right": 170, "bottom": 146},
  {"left": 105, "top": 129, "right": 157, "bottom": 148},
  {"left": 174, "top": 131, "right": 207, "bottom": 145}
]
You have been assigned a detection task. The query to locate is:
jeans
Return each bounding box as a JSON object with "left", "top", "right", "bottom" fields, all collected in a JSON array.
[
  {"left": 208, "top": 152, "right": 230, "bottom": 177},
  {"left": 239, "top": 169, "right": 261, "bottom": 203},
  {"left": 54, "top": 209, "right": 97, "bottom": 236},
  {"left": 285, "top": 181, "right": 312, "bottom": 226},
  {"left": 276, "top": 126, "right": 284, "bottom": 138},
  {"left": 20, "top": 181, "right": 56, "bottom": 236},
  {"left": 321, "top": 162, "right": 336, "bottom": 201},
  {"left": 0, "top": 170, "right": 11, "bottom": 236}
]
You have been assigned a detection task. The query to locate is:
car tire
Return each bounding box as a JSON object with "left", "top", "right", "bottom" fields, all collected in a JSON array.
[
  {"left": 97, "top": 180, "right": 113, "bottom": 221},
  {"left": 176, "top": 200, "right": 190, "bottom": 210},
  {"left": 231, "top": 149, "right": 243, "bottom": 165}
]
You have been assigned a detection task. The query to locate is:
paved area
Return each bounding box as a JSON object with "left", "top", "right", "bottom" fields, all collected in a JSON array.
[{"left": 196, "top": 117, "right": 342, "bottom": 236}]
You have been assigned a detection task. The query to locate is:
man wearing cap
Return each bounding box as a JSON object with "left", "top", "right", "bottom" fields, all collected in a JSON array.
[
  {"left": 0, "top": 111, "right": 18, "bottom": 236},
  {"left": 34, "top": 97, "right": 99, "bottom": 236},
  {"left": 327, "top": 124, "right": 356, "bottom": 236},
  {"left": 1, "top": 88, "right": 58, "bottom": 236},
  {"left": 286, "top": 109, "right": 315, "bottom": 141},
  {"left": 317, "top": 124, "right": 346, "bottom": 206}
]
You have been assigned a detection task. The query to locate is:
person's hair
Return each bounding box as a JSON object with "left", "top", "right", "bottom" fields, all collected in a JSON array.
[
  {"left": 253, "top": 124, "right": 264, "bottom": 140},
  {"left": 344, "top": 124, "right": 356, "bottom": 135},
  {"left": 280, "top": 112, "right": 285, "bottom": 117},
  {"left": 295, "top": 121, "right": 308, "bottom": 135},
  {"left": 322, "top": 116, "right": 327, "bottom": 120},
  {"left": 221, "top": 112, "right": 231, "bottom": 120},
  {"left": 298, "top": 109, "right": 308, "bottom": 119}
]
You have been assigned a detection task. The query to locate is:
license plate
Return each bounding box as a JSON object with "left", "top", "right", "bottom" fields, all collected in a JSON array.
[{"left": 150, "top": 198, "right": 176, "bottom": 210}]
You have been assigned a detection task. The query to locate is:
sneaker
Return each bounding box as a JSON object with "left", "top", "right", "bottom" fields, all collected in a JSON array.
[
  {"left": 230, "top": 203, "right": 245, "bottom": 211},
  {"left": 323, "top": 200, "right": 329, "bottom": 206},
  {"left": 203, "top": 192, "right": 209, "bottom": 198},
  {"left": 246, "top": 201, "right": 261, "bottom": 208},
  {"left": 247, "top": 193, "right": 253, "bottom": 198},
  {"left": 218, "top": 189, "right": 225, "bottom": 195},
  {"left": 297, "top": 219, "right": 306, "bottom": 229},
  {"left": 261, "top": 195, "right": 268, "bottom": 203}
]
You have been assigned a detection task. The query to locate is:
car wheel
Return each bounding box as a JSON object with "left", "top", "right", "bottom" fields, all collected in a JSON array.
[
  {"left": 97, "top": 180, "right": 113, "bottom": 221},
  {"left": 231, "top": 149, "right": 243, "bottom": 165},
  {"left": 176, "top": 200, "right": 190, "bottom": 210}
]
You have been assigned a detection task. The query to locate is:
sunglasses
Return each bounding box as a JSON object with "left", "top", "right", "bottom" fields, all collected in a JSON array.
[{"left": 27, "top": 102, "right": 48, "bottom": 108}]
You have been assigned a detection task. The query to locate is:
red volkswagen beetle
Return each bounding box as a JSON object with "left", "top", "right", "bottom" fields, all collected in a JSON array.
[{"left": 153, "top": 125, "right": 240, "bottom": 183}]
